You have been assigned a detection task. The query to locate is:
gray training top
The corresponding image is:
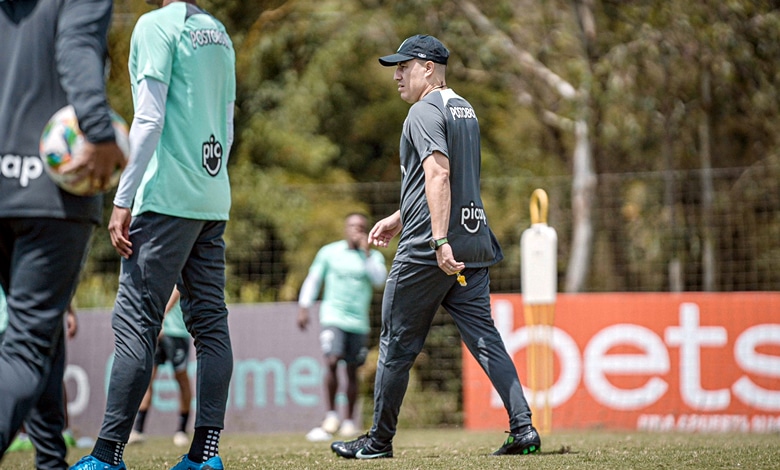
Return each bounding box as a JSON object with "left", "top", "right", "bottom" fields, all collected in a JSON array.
[
  {"left": 395, "top": 88, "right": 504, "bottom": 267},
  {"left": 0, "top": 0, "right": 116, "bottom": 224}
]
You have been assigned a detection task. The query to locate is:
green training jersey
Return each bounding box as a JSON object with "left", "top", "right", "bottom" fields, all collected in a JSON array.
[
  {"left": 128, "top": 2, "right": 235, "bottom": 220},
  {"left": 163, "top": 300, "right": 189, "bottom": 338},
  {"left": 305, "top": 240, "right": 385, "bottom": 334}
]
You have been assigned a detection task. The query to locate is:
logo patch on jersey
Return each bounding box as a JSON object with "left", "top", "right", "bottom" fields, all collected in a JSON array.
[
  {"left": 189, "top": 29, "right": 230, "bottom": 50},
  {"left": 1, "top": 154, "right": 44, "bottom": 187},
  {"left": 449, "top": 105, "right": 477, "bottom": 120},
  {"left": 461, "top": 201, "right": 487, "bottom": 234},
  {"left": 202, "top": 135, "right": 223, "bottom": 176}
]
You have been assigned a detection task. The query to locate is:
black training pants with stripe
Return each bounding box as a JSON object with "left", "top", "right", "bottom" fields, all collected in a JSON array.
[{"left": 369, "top": 262, "right": 533, "bottom": 444}]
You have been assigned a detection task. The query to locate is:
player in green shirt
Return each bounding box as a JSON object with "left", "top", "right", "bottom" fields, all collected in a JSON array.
[
  {"left": 72, "top": 2, "right": 235, "bottom": 469},
  {"left": 298, "top": 213, "right": 386, "bottom": 441}
]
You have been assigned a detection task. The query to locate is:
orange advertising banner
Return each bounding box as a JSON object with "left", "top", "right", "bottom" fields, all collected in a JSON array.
[{"left": 463, "top": 293, "right": 780, "bottom": 433}]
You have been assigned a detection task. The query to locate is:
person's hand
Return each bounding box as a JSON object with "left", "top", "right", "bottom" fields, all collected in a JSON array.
[
  {"left": 65, "top": 304, "right": 78, "bottom": 339},
  {"left": 108, "top": 205, "right": 133, "bottom": 258},
  {"left": 368, "top": 212, "right": 402, "bottom": 248},
  {"left": 436, "top": 243, "right": 464, "bottom": 275},
  {"left": 59, "top": 140, "right": 127, "bottom": 195},
  {"left": 358, "top": 231, "right": 371, "bottom": 256},
  {"left": 297, "top": 307, "right": 310, "bottom": 331}
]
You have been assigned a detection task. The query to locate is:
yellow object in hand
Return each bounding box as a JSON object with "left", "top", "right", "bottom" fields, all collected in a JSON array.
[{"left": 456, "top": 272, "right": 467, "bottom": 286}]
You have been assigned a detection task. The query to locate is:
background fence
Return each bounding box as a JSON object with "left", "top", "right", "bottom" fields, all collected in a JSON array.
[
  {"left": 222, "top": 164, "right": 779, "bottom": 297},
  {"left": 78, "top": 164, "right": 780, "bottom": 427}
]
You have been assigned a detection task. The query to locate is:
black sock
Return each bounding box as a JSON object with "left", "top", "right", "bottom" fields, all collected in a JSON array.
[
  {"left": 178, "top": 411, "right": 190, "bottom": 433},
  {"left": 134, "top": 410, "right": 148, "bottom": 433},
  {"left": 92, "top": 438, "right": 125, "bottom": 466},
  {"left": 188, "top": 427, "right": 221, "bottom": 463}
]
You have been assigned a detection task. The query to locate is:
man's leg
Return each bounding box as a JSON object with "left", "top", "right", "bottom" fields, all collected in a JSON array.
[
  {"left": 344, "top": 363, "right": 359, "bottom": 422},
  {"left": 331, "top": 263, "right": 448, "bottom": 459},
  {"left": 25, "top": 328, "right": 67, "bottom": 470},
  {"left": 443, "top": 267, "right": 540, "bottom": 455},
  {"left": 0, "top": 218, "right": 91, "bottom": 461},
  {"left": 322, "top": 354, "right": 341, "bottom": 434},
  {"left": 340, "top": 330, "right": 367, "bottom": 435},
  {"left": 178, "top": 220, "right": 232, "bottom": 464},
  {"left": 319, "top": 326, "right": 344, "bottom": 434},
  {"left": 368, "top": 263, "right": 446, "bottom": 445},
  {"left": 129, "top": 364, "right": 158, "bottom": 444},
  {"left": 133, "top": 337, "right": 165, "bottom": 443},
  {"left": 171, "top": 336, "right": 192, "bottom": 447},
  {"left": 174, "top": 368, "right": 192, "bottom": 429},
  {"left": 443, "top": 267, "right": 533, "bottom": 431},
  {"left": 89, "top": 214, "right": 198, "bottom": 465}
]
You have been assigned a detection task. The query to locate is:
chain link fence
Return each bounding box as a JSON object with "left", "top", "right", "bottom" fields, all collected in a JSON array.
[{"left": 80, "top": 163, "right": 780, "bottom": 427}]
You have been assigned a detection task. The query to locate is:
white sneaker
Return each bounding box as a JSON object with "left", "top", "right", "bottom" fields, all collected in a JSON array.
[
  {"left": 173, "top": 431, "right": 189, "bottom": 447},
  {"left": 305, "top": 426, "right": 332, "bottom": 442},
  {"left": 338, "top": 420, "right": 359, "bottom": 437},
  {"left": 127, "top": 430, "right": 145, "bottom": 444},
  {"left": 321, "top": 414, "right": 340, "bottom": 434}
]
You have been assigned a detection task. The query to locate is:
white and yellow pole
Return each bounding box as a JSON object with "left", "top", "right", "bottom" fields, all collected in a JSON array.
[{"left": 520, "top": 189, "right": 557, "bottom": 435}]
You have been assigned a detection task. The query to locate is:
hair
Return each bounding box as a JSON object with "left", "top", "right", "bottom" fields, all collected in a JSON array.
[{"left": 345, "top": 212, "right": 369, "bottom": 222}]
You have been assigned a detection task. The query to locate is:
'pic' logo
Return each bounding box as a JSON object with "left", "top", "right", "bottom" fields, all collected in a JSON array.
[
  {"left": 460, "top": 201, "right": 487, "bottom": 234},
  {"left": 202, "top": 135, "right": 223, "bottom": 177}
]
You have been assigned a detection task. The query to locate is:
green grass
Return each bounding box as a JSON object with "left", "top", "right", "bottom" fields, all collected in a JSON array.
[{"left": 3, "top": 429, "right": 779, "bottom": 469}]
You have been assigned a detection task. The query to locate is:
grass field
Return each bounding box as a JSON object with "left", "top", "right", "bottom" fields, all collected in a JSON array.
[{"left": 2, "top": 429, "right": 779, "bottom": 469}]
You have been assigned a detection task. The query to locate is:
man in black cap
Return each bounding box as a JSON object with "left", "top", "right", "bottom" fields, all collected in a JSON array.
[{"left": 330, "top": 34, "right": 541, "bottom": 459}]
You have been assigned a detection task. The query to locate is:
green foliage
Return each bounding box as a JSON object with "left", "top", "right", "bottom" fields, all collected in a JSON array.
[{"left": 80, "top": 0, "right": 780, "bottom": 303}]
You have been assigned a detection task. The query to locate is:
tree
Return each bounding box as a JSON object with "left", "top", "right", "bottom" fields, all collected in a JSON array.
[{"left": 455, "top": 0, "right": 596, "bottom": 292}]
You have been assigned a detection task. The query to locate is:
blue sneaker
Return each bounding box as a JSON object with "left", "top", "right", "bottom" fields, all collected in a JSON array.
[
  {"left": 170, "top": 455, "right": 224, "bottom": 470},
  {"left": 69, "top": 455, "right": 127, "bottom": 470}
]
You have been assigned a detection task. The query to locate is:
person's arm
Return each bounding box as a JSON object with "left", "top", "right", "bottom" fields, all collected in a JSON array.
[
  {"left": 226, "top": 102, "right": 235, "bottom": 155},
  {"left": 297, "top": 248, "right": 329, "bottom": 331},
  {"left": 113, "top": 78, "right": 168, "bottom": 209},
  {"left": 56, "top": 0, "right": 126, "bottom": 192},
  {"left": 56, "top": 0, "right": 114, "bottom": 144},
  {"left": 164, "top": 286, "right": 181, "bottom": 316},
  {"left": 158, "top": 286, "right": 181, "bottom": 338},
  {"left": 65, "top": 303, "right": 78, "bottom": 339},
  {"left": 108, "top": 78, "right": 167, "bottom": 258},
  {"left": 365, "top": 252, "right": 387, "bottom": 287},
  {"left": 368, "top": 211, "right": 402, "bottom": 248},
  {"left": 298, "top": 270, "right": 323, "bottom": 310},
  {"left": 423, "top": 151, "right": 464, "bottom": 274},
  {"left": 297, "top": 270, "right": 322, "bottom": 331}
]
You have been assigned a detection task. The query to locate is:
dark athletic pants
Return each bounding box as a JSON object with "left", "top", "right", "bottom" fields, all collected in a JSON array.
[
  {"left": 370, "top": 262, "right": 533, "bottom": 444},
  {"left": 0, "top": 218, "right": 93, "bottom": 469},
  {"left": 98, "top": 212, "right": 232, "bottom": 443}
]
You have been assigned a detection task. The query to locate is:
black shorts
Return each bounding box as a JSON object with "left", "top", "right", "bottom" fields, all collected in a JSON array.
[
  {"left": 154, "top": 335, "right": 191, "bottom": 372},
  {"left": 319, "top": 326, "right": 368, "bottom": 366}
]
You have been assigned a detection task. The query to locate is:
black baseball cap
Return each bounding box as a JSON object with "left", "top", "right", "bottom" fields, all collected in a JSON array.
[{"left": 378, "top": 34, "right": 449, "bottom": 66}]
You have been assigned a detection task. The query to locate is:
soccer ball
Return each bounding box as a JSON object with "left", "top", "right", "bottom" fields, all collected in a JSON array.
[{"left": 39, "top": 105, "right": 130, "bottom": 195}]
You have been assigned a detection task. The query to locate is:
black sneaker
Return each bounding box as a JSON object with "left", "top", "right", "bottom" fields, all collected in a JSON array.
[
  {"left": 331, "top": 433, "right": 393, "bottom": 459},
  {"left": 492, "top": 425, "right": 541, "bottom": 455}
]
